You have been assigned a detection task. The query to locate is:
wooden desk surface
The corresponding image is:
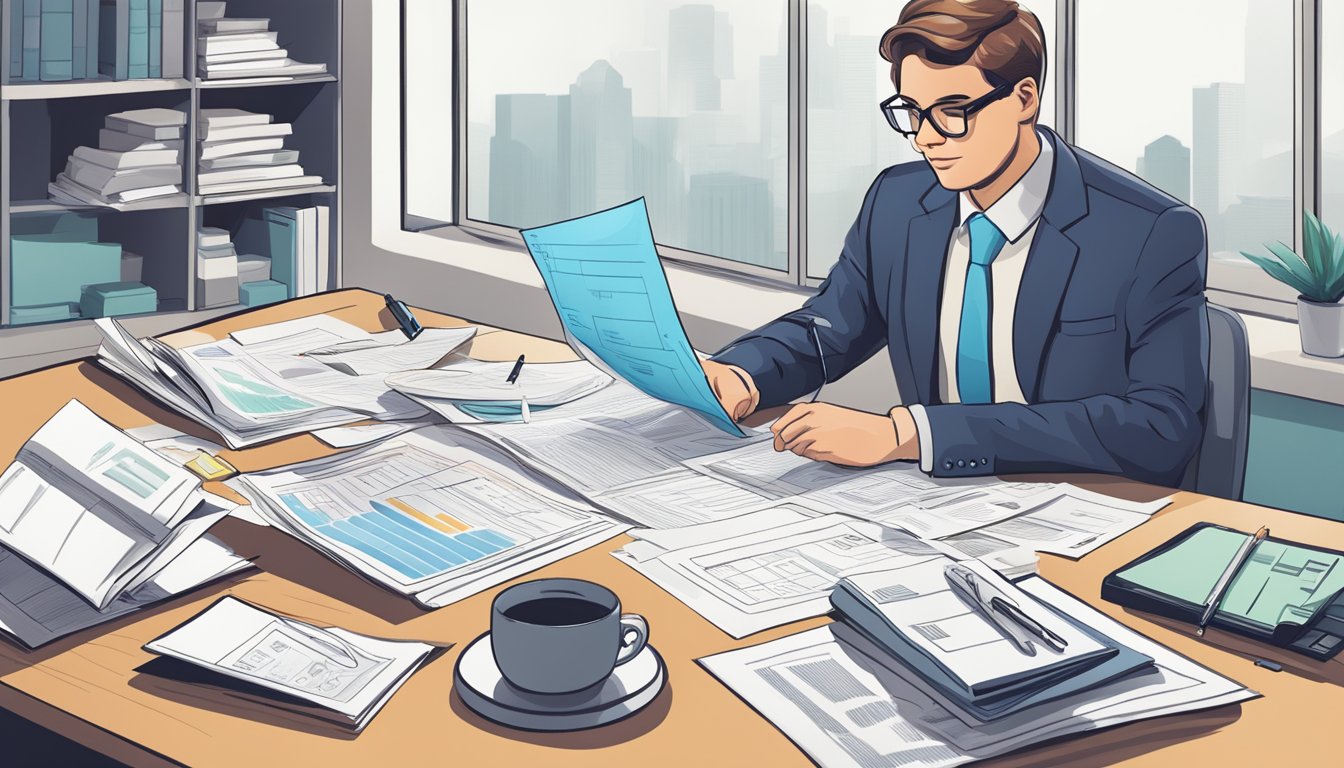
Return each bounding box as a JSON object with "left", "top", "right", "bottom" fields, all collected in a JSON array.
[{"left": 0, "top": 289, "right": 1339, "bottom": 767}]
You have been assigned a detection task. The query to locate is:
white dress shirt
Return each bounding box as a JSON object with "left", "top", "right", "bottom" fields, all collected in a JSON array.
[{"left": 907, "top": 132, "right": 1055, "bottom": 472}]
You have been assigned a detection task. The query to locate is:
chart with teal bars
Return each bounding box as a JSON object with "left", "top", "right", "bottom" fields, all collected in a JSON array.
[
  {"left": 253, "top": 442, "right": 603, "bottom": 586},
  {"left": 520, "top": 198, "right": 746, "bottom": 437}
]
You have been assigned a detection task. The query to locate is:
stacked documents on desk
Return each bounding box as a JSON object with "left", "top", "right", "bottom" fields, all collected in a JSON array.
[
  {"left": 387, "top": 358, "right": 613, "bottom": 423},
  {"left": 228, "top": 426, "right": 627, "bottom": 607},
  {"left": 142, "top": 597, "right": 440, "bottom": 732},
  {"left": 700, "top": 578, "right": 1255, "bottom": 768},
  {"left": 92, "top": 315, "right": 463, "bottom": 448},
  {"left": 0, "top": 401, "right": 249, "bottom": 647}
]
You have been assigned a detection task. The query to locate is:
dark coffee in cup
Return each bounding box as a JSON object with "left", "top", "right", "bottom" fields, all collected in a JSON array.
[{"left": 491, "top": 578, "right": 648, "bottom": 695}]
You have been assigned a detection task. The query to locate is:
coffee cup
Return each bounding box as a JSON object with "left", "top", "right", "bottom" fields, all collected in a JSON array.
[{"left": 490, "top": 578, "right": 649, "bottom": 695}]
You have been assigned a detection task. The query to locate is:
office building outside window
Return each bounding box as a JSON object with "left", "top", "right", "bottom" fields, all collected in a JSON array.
[
  {"left": 805, "top": 1, "right": 1054, "bottom": 278},
  {"left": 1077, "top": 0, "right": 1294, "bottom": 279},
  {"left": 464, "top": 0, "right": 788, "bottom": 272}
]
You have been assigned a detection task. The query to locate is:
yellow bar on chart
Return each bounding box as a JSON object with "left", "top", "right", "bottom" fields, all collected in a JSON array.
[{"left": 385, "top": 497, "right": 464, "bottom": 533}]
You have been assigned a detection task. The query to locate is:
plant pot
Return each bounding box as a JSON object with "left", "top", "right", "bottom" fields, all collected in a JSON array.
[{"left": 1298, "top": 297, "right": 1344, "bottom": 358}]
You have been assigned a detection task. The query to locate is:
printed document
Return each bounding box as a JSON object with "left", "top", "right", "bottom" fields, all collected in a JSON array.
[
  {"left": 302, "top": 326, "right": 478, "bottom": 375},
  {"left": 143, "top": 596, "right": 440, "bottom": 731},
  {"left": 519, "top": 198, "right": 746, "bottom": 436},
  {"left": 699, "top": 579, "right": 1254, "bottom": 768}
]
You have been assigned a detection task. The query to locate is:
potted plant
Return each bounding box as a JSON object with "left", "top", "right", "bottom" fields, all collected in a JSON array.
[{"left": 1241, "top": 210, "right": 1344, "bottom": 358}]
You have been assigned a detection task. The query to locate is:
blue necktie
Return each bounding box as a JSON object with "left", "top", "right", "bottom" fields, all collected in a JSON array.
[{"left": 956, "top": 212, "right": 1007, "bottom": 404}]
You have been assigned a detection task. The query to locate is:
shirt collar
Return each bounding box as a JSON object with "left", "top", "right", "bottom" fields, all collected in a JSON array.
[{"left": 957, "top": 130, "right": 1055, "bottom": 243}]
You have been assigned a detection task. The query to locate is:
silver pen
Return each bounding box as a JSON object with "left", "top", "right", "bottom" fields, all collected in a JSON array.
[
  {"left": 1196, "top": 526, "right": 1269, "bottom": 637},
  {"left": 944, "top": 563, "right": 1036, "bottom": 656}
]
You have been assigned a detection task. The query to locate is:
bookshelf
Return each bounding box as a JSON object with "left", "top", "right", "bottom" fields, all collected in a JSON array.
[{"left": 0, "top": 0, "right": 342, "bottom": 332}]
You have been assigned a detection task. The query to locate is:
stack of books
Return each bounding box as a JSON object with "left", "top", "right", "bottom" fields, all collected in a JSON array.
[
  {"left": 96, "top": 0, "right": 187, "bottom": 80},
  {"left": 197, "top": 108, "right": 322, "bottom": 196},
  {"left": 235, "top": 203, "right": 331, "bottom": 300},
  {"left": 49, "top": 107, "right": 184, "bottom": 208},
  {"left": 196, "top": 2, "right": 327, "bottom": 80},
  {"left": 195, "top": 226, "right": 239, "bottom": 308}
]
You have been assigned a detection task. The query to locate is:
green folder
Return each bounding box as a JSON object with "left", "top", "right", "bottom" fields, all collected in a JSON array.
[{"left": 1103, "top": 522, "right": 1344, "bottom": 660}]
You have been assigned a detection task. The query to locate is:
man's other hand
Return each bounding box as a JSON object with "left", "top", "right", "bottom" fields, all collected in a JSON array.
[
  {"left": 702, "top": 360, "right": 759, "bottom": 421},
  {"left": 771, "top": 403, "right": 919, "bottom": 467}
]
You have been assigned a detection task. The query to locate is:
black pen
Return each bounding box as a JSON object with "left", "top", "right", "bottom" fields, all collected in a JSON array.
[
  {"left": 384, "top": 293, "right": 424, "bottom": 340},
  {"left": 506, "top": 354, "right": 525, "bottom": 384}
]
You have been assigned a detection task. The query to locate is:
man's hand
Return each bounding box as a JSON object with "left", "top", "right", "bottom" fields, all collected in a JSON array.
[
  {"left": 771, "top": 403, "right": 919, "bottom": 467},
  {"left": 703, "top": 360, "right": 759, "bottom": 421}
]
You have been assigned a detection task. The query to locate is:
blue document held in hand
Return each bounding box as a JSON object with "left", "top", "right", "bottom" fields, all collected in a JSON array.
[{"left": 521, "top": 198, "right": 746, "bottom": 436}]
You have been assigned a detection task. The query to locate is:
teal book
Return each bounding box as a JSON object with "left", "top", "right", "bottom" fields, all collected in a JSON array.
[
  {"left": 10, "top": 0, "right": 23, "bottom": 79},
  {"left": 72, "top": 0, "right": 86, "bottom": 79},
  {"left": 39, "top": 0, "right": 75, "bottom": 81},
  {"left": 146, "top": 0, "right": 158, "bottom": 77},
  {"left": 236, "top": 214, "right": 296, "bottom": 298},
  {"left": 97, "top": 0, "right": 127, "bottom": 79},
  {"left": 126, "top": 0, "right": 146, "bottom": 78},
  {"left": 10, "top": 303, "right": 80, "bottom": 325},
  {"left": 22, "top": 0, "right": 41, "bottom": 80},
  {"left": 10, "top": 235, "right": 121, "bottom": 307},
  {"left": 240, "top": 280, "right": 287, "bottom": 308},
  {"left": 85, "top": 0, "right": 97, "bottom": 78},
  {"left": 11, "top": 210, "right": 99, "bottom": 240}
]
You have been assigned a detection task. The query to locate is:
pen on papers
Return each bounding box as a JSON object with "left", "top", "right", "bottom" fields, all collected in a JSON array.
[
  {"left": 283, "top": 619, "right": 358, "bottom": 669},
  {"left": 989, "top": 596, "right": 1068, "bottom": 653},
  {"left": 506, "top": 354, "right": 525, "bottom": 384},
  {"left": 384, "top": 293, "right": 424, "bottom": 340},
  {"left": 1196, "top": 525, "right": 1270, "bottom": 637},
  {"left": 944, "top": 564, "right": 1034, "bottom": 655}
]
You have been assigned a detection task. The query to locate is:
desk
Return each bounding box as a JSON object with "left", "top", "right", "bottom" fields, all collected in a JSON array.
[{"left": 0, "top": 289, "right": 1339, "bottom": 766}]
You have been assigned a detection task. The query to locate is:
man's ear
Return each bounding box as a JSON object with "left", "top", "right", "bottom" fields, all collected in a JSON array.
[{"left": 1015, "top": 77, "right": 1040, "bottom": 123}]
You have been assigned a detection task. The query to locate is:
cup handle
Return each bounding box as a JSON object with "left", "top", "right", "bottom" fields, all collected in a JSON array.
[{"left": 614, "top": 613, "right": 649, "bottom": 666}]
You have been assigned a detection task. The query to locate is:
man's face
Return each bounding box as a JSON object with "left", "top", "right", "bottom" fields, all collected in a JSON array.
[{"left": 896, "top": 55, "right": 1035, "bottom": 191}]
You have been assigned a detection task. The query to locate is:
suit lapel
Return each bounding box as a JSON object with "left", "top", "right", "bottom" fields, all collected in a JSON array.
[
  {"left": 1014, "top": 127, "right": 1089, "bottom": 399},
  {"left": 902, "top": 186, "right": 956, "bottom": 404}
]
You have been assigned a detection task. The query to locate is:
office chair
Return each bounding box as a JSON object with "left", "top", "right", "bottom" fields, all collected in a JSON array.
[{"left": 1179, "top": 303, "right": 1251, "bottom": 500}]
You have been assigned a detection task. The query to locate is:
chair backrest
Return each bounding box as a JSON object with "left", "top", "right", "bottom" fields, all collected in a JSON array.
[{"left": 1180, "top": 303, "right": 1251, "bottom": 500}]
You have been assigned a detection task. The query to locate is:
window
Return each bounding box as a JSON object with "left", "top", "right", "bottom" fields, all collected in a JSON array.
[
  {"left": 1076, "top": 0, "right": 1295, "bottom": 302},
  {"left": 403, "top": 0, "right": 456, "bottom": 229},
  {"left": 805, "top": 1, "right": 1054, "bottom": 278},
  {"left": 462, "top": 0, "right": 788, "bottom": 274},
  {"left": 1324, "top": 0, "right": 1343, "bottom": 231}
]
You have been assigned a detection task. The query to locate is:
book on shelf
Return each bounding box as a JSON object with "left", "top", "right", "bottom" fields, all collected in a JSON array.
[
  {"left": 201, "top": 47, "right": 288, "bottom": 65},
  {"left": 198, "top": 31, "right": 277, "bottom": 56},
  {"left": 199, "top": 149, "right": 298, "bottom": 170},
  {"left": 198, "top": 164, "right": 305, "bottom": 186},
  {"left": 93, "top": 0, "right": 178, "bottom": 80},
  {"left": 127, "top": 0, "right": 148, "bottom": 79},
  {"left": 198, "top": 136, "right": 285, "bottom": 160},
  {"left": 197, "top": 17, "right": 268, "bottom": 35},
  {"left": 105, "top": 107, "right": 186, "bottom": 139},
  {"left": 200, "top": 59, "right": 326, "bottom": 80},
  {"left": 161, "top": 0, "right": 183, "bottom": 78},
  {"left": 235, "top": 204, "right": 331, "bottom": 299},
  {"left": 73, "top": 145, "right": 180, "bottom": 170},
  {"left": 199, "top": 122, "right": 292, "bottom": 142},
  {"left": 147, "top": 0, "right": 161, "bottom": 77},
  {"left": 50, "top": 175, "right": 181, "bottom": 207},
  {"left": 98, "top": 128, "right": 182, "bottom": 152},
  {"left": 38, "top": 0, "right": 75, "bottom": 82},
  {"left": 199, "top": 108, "right": 272, "bottom": 129},
  {"left": 73, "top": 0, "right": 88, "bottom": 79},
  {"left": 21, "top": 0, "right": 40, "bottom": 81},
  {"left": 197, "top": 226, "right": 232, "bottom": 249},
  {"left": 65, "top": 156, "right": 181, "bottom": 195},
  {"left": 196, "top": 175, "right": 323, "bottom": 196}
]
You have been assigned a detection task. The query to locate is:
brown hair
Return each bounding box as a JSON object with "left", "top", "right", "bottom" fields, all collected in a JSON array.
[{"left": 880, "top": 0, "right": 1046, "bottom": 92}]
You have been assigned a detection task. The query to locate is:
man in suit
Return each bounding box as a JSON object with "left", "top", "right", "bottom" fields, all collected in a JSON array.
[{"left": 702, "top": 0, "right": 1209, "bottom": 487}]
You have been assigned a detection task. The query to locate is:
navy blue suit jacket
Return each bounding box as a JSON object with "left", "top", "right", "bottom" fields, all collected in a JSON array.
[{"left": 714, "top": 128, "right": 1210, "bottom": 487}]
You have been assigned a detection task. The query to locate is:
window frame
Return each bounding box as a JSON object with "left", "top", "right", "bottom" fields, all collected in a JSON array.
[{"left": 402, "top": 0, "right": 1325, "bottom": 314}]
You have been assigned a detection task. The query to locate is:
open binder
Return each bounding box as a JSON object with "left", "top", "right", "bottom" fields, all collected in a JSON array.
[{"left": 1102, "top": 523, "right": 1344, "bottom": 659}]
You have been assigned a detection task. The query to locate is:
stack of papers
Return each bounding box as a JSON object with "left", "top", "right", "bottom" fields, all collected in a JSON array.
[
  {"left": 196, "top": 3, "right": 328, "bottom": 80},
  {"left": 228, "top": 427, "right": 627, "bottom": 607},
  {"left": 700, "top": 579, "right": 1255, "bottom": 767},
  {"left": 196, "top": 109, "right": 324, "bottom": 196},
  {"left": 387, "top": 358, "right": 613, "bottom": 422},
  {"left": 142, "top": 597, "right": 441, "bottom": 732},
  {"left": 0, "top": 401, "right": 249, "bottom": 648},
  {"left": 92, "top": 315, "right": 465, "bottom": 448}
]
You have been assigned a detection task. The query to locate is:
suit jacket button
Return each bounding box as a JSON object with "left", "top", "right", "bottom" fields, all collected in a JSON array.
[
  {"left": 943, "top": 460, "right": 954, "bottom": 470},
  {"left": 981, "top": 457, "right": 989, "bottom": 465},
  {"left": 957, "top": 460, "right": 966, "bottom": 468},
  {"left": 968, "top": 460, "right": 977, "bottom": 468}
]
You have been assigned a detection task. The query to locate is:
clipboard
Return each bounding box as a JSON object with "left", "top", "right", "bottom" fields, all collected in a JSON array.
[{"left": 1101, "top": 522, "right": 1344, "bottom": 660}]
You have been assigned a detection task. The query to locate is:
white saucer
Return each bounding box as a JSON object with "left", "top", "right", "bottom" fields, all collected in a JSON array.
[{"left": 453, "top": 631, "right": 666, "bottom": 732}]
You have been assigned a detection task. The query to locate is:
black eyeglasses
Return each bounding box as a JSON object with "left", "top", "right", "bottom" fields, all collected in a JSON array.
[{"left": 880, "top": 81, "right": 1015, "bottom": 138}]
